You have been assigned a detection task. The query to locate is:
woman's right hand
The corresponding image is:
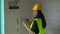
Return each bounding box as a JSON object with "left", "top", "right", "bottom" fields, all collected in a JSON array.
[
  {"left": 25, "top": 18, "right": 30, "bottom": 22},
  {"left": 30, "top": 32, "right": 35, "bottom": 34},
  {"left": 22, "top": 22, "right": 35, "bottom": 34}
]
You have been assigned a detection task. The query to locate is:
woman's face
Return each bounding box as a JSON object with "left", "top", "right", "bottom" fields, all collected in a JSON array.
[{"left": 33, "top": 10, "right": 38, "bottom": 17}]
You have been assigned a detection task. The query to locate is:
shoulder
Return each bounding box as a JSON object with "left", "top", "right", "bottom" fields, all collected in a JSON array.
[{"left": 34, "top": 18, "right": 42, "bottom": 21}]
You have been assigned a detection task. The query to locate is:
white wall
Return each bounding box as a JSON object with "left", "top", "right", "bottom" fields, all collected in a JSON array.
[
  {"left": 5, "top": 0, "right": 33, "bottom": 34},
  {"left": 44, "top": 0, "right": 60, "bottom": 34},
  {"left": 5, "top": 0, "right": 60, "bottom": 34}
]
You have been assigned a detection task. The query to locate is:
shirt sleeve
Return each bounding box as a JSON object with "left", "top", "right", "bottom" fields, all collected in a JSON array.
[{"left": 31, "top": 20, "right": 39, "bottom": 34}]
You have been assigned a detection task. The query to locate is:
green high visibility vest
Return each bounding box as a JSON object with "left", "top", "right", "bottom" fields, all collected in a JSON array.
[{"left": 30, "top": 18, "right": 46, "bottom": 34}]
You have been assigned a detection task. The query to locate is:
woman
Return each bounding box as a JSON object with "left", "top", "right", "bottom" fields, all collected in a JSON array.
[{"left": 23, "top": 4, "right": 46, "bottom": 34}]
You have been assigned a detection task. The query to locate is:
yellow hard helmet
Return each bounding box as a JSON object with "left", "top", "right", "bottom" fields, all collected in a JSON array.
[{"left": 32, "top": 4, "right": 43, "bottom": 11}]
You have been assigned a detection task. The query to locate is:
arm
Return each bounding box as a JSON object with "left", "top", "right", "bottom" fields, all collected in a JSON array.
[{"left": 23, "top": 22, "right": 35, "bottom": 34}]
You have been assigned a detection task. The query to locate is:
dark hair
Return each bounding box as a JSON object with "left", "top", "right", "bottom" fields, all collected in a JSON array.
[{"left": 35, "top": 10, "right": 46, "bottom": 28}]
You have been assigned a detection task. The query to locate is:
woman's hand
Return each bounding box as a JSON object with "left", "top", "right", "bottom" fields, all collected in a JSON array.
[
  {"left": 22, "top": 22, "right": 35, "bottom": 34},
  {"left": 25, "top": 18, "right": 30, "bottom": 22},
  {"left": 22, "top": 22, "right": 27, "bottom": 27},
  {"left": 30, "top": 32, "right": 35, "bottom": 34}
]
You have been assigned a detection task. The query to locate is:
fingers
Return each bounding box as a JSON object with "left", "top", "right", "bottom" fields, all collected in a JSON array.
[{"left": 25, "top": 18, "right": 30, "bottom": 22}]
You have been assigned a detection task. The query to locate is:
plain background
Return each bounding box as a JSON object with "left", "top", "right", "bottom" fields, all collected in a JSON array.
[{"left": 5, "top": 0, "right": 60, "bottom": 34}]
